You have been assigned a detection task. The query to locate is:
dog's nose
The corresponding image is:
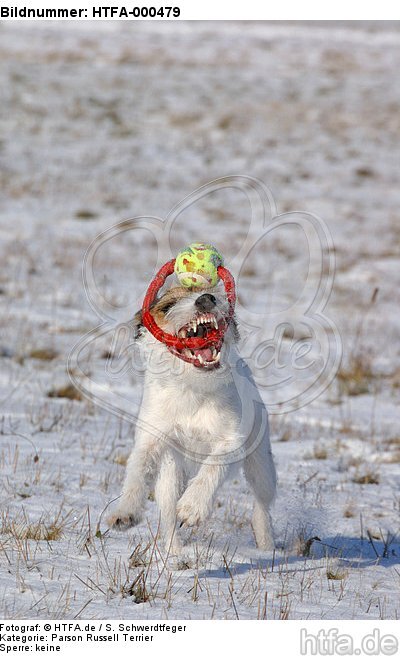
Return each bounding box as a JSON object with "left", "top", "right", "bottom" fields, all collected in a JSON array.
[{"left": 195, "top": 293, "right": 217, "bottom": 312}]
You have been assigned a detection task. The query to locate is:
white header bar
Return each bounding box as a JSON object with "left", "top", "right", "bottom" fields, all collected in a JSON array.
[{"left": 0, "top": 0, "right": 398, "bottom": 20}]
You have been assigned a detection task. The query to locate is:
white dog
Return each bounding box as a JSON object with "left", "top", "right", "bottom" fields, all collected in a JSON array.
[{"left": 108, "top": 285, "right": 276, "bottom": 554}]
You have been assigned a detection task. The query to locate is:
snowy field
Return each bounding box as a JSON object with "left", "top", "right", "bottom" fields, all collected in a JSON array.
[{"left": 0, "top": 20, "right": 399, "bottom": 620}]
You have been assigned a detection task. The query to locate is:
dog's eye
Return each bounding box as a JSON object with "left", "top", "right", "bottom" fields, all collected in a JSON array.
[{"left": 161, "top": 302, "right": 175, "bottom": 314}]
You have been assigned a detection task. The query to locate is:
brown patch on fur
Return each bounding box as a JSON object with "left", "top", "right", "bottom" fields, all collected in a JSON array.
[
  {"left": 133, "top": 286, "right": 190, "bottom": 334},
  {"left": 149, "top": 287, "right": 189, "bottom": 328}
]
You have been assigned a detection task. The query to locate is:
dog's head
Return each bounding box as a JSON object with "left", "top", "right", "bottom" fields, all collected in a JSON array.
[{"left": 133, "top": 285, "right": 239, "bottom": 377}]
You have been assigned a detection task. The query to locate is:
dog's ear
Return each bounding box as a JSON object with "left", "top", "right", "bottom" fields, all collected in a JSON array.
[
  {"left": 132, "top": 308, "right": 145, "bottom": 339},
  {"left": 230, "top": 315, "right": 240, "bottom": 342}
]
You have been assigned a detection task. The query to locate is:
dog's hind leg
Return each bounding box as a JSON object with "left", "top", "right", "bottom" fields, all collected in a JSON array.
[
  {"left": 243, "top": 437, "right": 276, "bottom": 550},
  {"left": 155, "top": 452, "right": 183, "bottom": 555}
]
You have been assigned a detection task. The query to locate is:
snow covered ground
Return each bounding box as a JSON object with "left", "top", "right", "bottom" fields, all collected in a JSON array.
[{"left": 0, "top": 20, "right": 399, "bottom": 620}]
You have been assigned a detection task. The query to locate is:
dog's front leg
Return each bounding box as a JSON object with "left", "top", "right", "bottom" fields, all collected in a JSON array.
[
  {"left": 176, "top": 442, "right": 235, "bottom": 527},
  {"left": 108, "top": 428, "right": 164, "bottom": 530},
  {"left": 155, "top": 452, "right": 183, "bottom": 554}
]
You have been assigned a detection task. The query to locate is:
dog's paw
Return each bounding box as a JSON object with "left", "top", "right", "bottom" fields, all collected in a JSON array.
[
  {"left": 255, "top": 535, "right": 275, "bottom": 551},
  {"left": 176, "top": 490, "right": 209, "bottom": 528},
  {"left": 107, "top": 509, "right": 141, "bottom": 530},
  {"left": 168, "top": 550, "right": 196, "bottom": 571}
]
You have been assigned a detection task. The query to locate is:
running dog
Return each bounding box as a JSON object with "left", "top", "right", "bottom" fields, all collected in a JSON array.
[{"left": 108, "top": 285, "right": 276, "bottom": 554}]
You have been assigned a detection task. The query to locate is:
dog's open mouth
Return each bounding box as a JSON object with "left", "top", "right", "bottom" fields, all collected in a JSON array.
[{"left": 175, "top": 312, "right": 222, "bottom": 368}]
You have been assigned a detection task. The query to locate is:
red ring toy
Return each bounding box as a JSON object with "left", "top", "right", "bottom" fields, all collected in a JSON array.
[{"left": 141, "top": 259, "right": 236, "bottom": 358}]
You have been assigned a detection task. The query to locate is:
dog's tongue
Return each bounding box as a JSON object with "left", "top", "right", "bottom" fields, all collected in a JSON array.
[{"left": 193, "top": 347, "right": 214, "bottom": 362}]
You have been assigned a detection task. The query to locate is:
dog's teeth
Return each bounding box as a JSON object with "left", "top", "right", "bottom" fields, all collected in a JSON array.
[
  {"left": 193, "top": 321, "right": 197, "bottom": 333},
  {"left": 213, "top": 317, "right": 218, "bottom": 329},
  {"left": 215, "top": 352, "right": 221, "bottom": 362},
  {"left": 197, "top": 354, "right": 204, "bottom": 365}
]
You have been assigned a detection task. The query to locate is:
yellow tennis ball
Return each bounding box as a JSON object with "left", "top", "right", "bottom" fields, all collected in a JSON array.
[{"left": 174, "top": 242, "right": 223, "bottom": 289}]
